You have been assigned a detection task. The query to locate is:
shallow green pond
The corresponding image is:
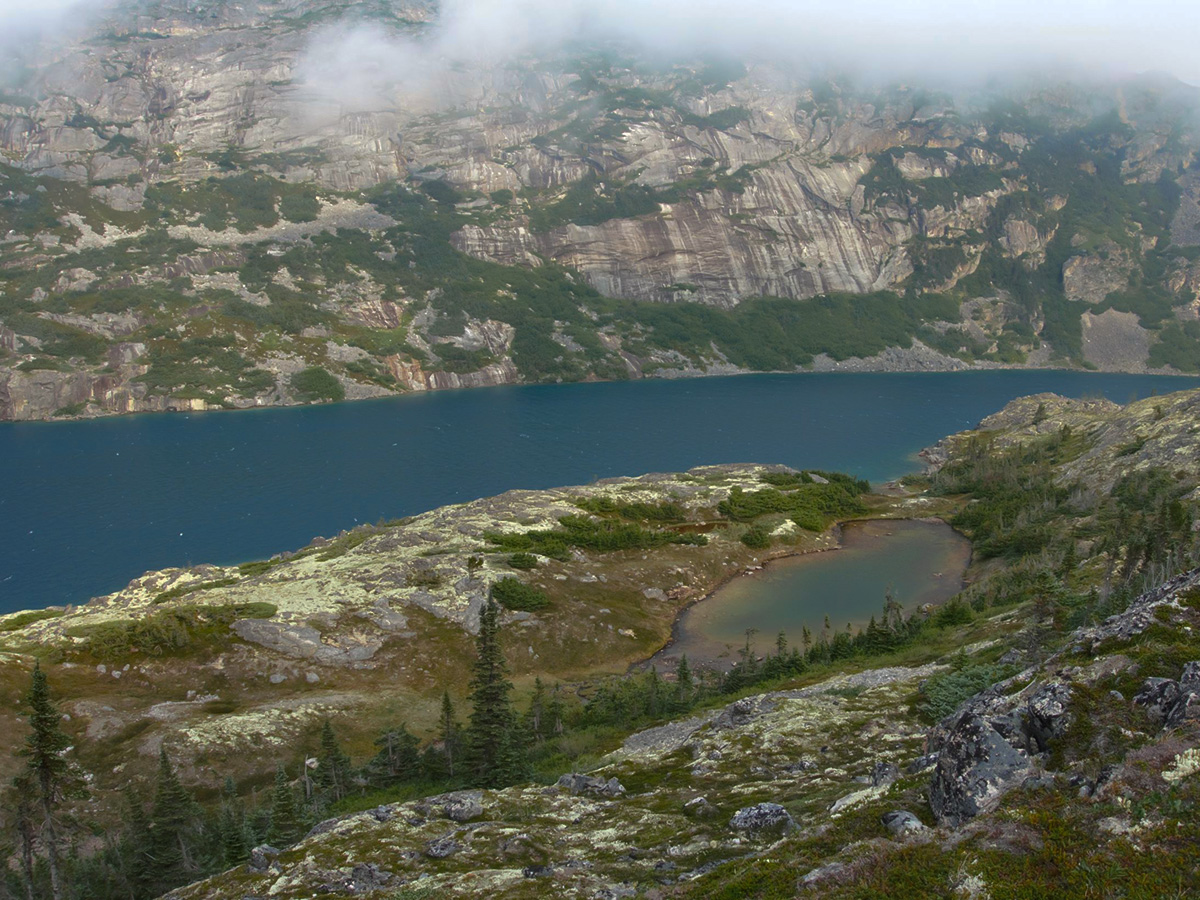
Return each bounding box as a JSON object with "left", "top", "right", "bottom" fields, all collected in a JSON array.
[{"left": 661, "top": 518, "right": 971, "bottom": 666}]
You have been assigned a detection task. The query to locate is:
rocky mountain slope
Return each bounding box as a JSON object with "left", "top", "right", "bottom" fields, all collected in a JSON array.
[
  {"left": 2, "top": 387, "right": 1200, "bottom": 897},
  {"left": 166, "top": 570, "right": 1200, "bottom": 899},
  {"left": 0, "top": 463, "right": 889, "bottom": 797},
  {"left": 2, "top": 0, "right": 1200, "bottom": 419}
]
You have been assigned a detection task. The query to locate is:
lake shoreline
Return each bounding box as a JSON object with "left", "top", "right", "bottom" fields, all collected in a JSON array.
[
  {"left": 642, "top": 516, "right": 970, "bottom": 673},
  {"left": 6, "top": 362, "right": 1198, "bottom": 426}
]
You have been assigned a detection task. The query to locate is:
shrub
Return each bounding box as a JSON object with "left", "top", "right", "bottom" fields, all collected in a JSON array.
[
  {"left": 491, "top": 577, "right": 550, "bottom": 611},
  {"left": 932, "top": 597, "right": 974, "bottom": 627},
  {"left": 291, "top": 366, "right": 345, "bottom": 402},
  {"left": 740, "top": 524, "right": 772, "bottom": 549},
  {"left": 508, "top": 552, "right": 539, "bottom": 570},
  {"left": 71, "top": 602, "right": 277, "bottom": 661},
  {"left": 917, "top": 663, "right": 1016, "bottom": 721}
]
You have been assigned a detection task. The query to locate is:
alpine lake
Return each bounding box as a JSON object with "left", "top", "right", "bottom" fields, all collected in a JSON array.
[{"left": 2, "top": 369, "right": 1197, "bottom": 614}]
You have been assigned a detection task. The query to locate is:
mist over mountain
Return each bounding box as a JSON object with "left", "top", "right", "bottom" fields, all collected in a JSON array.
[{"left": 1, "top": 0, "right": 1199, "bottom": 422}]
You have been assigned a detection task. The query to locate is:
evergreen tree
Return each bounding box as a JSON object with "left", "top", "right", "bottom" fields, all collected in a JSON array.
[
  {"left": 21, "top": 661, "right": 81, "bottom": 900},
  {"left": 218, "top": 777, "right": 248, "bottom": 868},
  {"left": 8, "top": 773, "right": 37, "bottom": 900},
  {"left": 119, "top": 785, "right": 154, "bottom": 900},
  {"left": 149, "top": 748, "right": 195, "bottom": 892},
  {"left": 315, "top": 721, "right": 353, "bottom": 803},
  {"left": 674, "top": 655, "right": 694, "bottom": 710},
  {"left": 547, "top": 683, "right": 565, "bottom": 737},
  {"left": 267, "top": 766, "right": 305, "bottom": 848},
  {"left": 645, "top": 667, "right": 662, "bottom": 718},
  {"left": 465, "top": 599, "right": 528, "bottom": 787},
  {"left": 366, "top": 725, "right": 421, "bottom": 786},
  {"left": 436, "top": 692, "right": 462, "bottom": 778},
  {"left": 525, "top": 677, "right": 547, "bottom": 742}
]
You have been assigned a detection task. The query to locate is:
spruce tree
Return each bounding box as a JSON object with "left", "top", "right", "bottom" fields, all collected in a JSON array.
[
  {"left": 366, "top": 725, "right": 421, "bottom": 786},
  {"left": 645, "top": 667, "right": 662, "bottom": 717},
  {"left": 674, "top": 655, "right": 694, "bottom": 710},
  {"left": 465, "top": 599, "right": 528, "bottom": 787},
  {"left": 120, "top": 785, "right": 154, "bottom": 900},
  {"left": 315, "top": 721, "right": 353, "bottom": 802},
  {"left": 547, "top": 683, "right": 565, "bottom": 737},
  {"left": 267, "top": 765, "right": 305, "bottom": 848},
  {"left": 525, "top": 677, "right": 546, "bottom": 742},
  {"left": 8, "top": 773, "right": 37, "bottom": 900},
  {"left": 218, "top": 777, "right": 248, "bottom": 867},
  {"left": 21, "top": 661, "right": 80, "bottom": 900},
  {"left": 150, "top": 748, "right": 195, "bottom": 892},
  {"left": 436, "top": 691, "right": 461, "bottom": 777}
]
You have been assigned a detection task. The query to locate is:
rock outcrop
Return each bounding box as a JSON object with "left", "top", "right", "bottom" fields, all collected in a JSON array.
[{"left": 928, "top": 712, "right": 1035, "bottom": 826}]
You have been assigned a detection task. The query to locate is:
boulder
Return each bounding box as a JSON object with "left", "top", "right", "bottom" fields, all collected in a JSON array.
[
  {"left": 247, "top": 845, "right": 280, "bottom": 872},
  {"left": 1133, "top": 662, "right": 1200, "bottom": 730},
  {"left": 906, "top": 753, "right": 939, "bottom": 774},
  {"left": 870, "top": 761, "right": 900, "bottom": 786},
  {"left": 1134, "top": 677, "right": 1181, "bottom": 724},
  {"left": 729, "top": 802, "right": 795, "bottom": 834},
  {"left": 346, "top": 863, "right": 392, "bottom": 893},
  {"left": 1165, "top": 688, "right": 1200, "bottom": 730},
  {"left": 424, "top": 836, "right": 461, "bottom": 859},
  {"left": 557, "top": 773, "right": 626, "bottom": 797},
  {"left": 881, "top": 810, "right": 927, "bottom": 837},
  {"left": 713, "top": 696, "right": 762, "bottom": 730},
  {"left": 1026, "top": 683, "right": 1073, "bottom": 752},
  {"left": 442, "top": 790, "right": 484, "bottom": 822},
  {"left": 928, "top": 713, "right": 1033, "bottom": 827}
]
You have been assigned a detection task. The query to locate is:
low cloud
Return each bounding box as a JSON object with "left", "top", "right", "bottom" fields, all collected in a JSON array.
[{"left": 295, "top": 0, "right": 1200, "bottom": 112}]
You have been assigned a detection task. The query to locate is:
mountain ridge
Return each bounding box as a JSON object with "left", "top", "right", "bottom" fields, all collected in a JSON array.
[{"left": 3, "top": 0, "right": 1200, "bottom": 419}]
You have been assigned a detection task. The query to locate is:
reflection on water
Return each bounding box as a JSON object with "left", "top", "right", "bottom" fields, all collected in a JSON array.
[{"left": 658, "top": 519, "right": 971, "bottom": 668}]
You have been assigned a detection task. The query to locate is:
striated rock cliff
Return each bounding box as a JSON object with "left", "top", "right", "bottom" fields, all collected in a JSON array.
[{"left": 2, "top": 1, "right": 1200, "bottom": 419}]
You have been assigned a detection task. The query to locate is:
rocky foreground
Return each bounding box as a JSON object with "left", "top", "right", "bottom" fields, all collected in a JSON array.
[{"left": 164, "top": 568, "right": 1200, "bottom": 899}]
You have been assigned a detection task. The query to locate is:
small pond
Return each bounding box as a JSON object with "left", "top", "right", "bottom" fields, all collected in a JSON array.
[{"left": 654, "top": 519, "right": 972, "bottom": 669}]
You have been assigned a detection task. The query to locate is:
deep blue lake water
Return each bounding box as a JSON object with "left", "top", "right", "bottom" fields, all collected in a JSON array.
[{"left": 2, "top": 370, "right": 1197, "bottom": 613}]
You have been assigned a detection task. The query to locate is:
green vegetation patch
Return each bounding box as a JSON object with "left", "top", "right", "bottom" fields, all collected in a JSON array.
[
  {"left": 572, "top": 496, "right": 686, "bottom": 522},
  {"left": 1149, "top": 321, "right": 1200, "bottom": 372},
  {"left": 486, "top": 514, "right": 707, "bottom": 560},
  {"left": 915, "top": 660, "right": 1017, "bottom": 721},
  {"left": 490, "top": 577, "right": 550, "bottom": 611},
  {"left": 0, "top": 608, "right": 67, "bottom": 632},
  {"left": 718, "top": 474, "right": 869, "bottom": 531},
  {"left": 152, "top": 577, "right": 240, "bottom": 604},
  {"left": 618, "top": 292, "right": 960, "bottom": 370},
  {"left": 138, "top": 334, "right": 276, "bottom": 402},
  {"left": 67, "top": 602, "right": 277, "bottom": 661},
  {"left": 144, "top": 173, "right": 322, "bottom": 232},
  {"left": 290, "top": 366, "right": 345, "bottom": 402}
]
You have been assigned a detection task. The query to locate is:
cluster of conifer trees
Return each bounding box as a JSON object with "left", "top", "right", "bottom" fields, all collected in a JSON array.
[{"left": 2, "top": 591, "right": 941, "bottom": 900}]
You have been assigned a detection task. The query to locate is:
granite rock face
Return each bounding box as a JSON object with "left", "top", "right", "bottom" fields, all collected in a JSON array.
[
  {"left": 1, "top": 0, "right": 1198, "bottom": 420},
  {"left": 928, "top": 712, "right": 1035, "bottom": 827}
]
